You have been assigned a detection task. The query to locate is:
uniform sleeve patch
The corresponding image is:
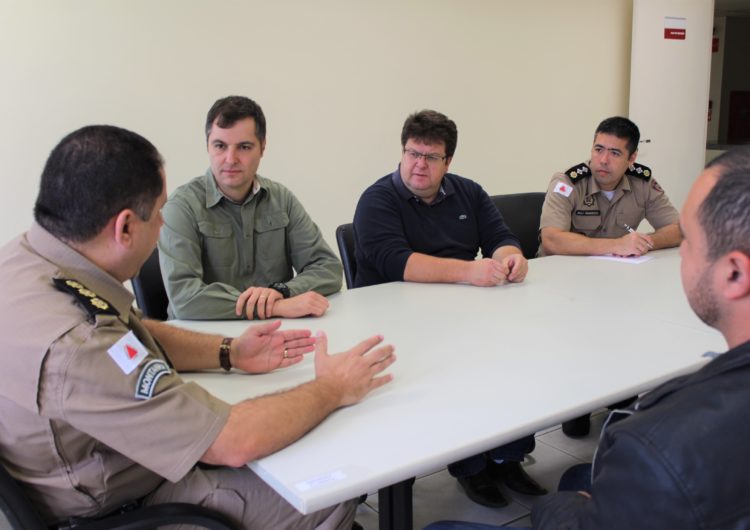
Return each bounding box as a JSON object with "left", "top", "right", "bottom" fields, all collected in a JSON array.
[
  {"left": 554, "top": 181, "right": 574, "bottom": 197},
  {"left": 108, "top": 330, "right": 150, "bottom": 375},
  {"left": 135, "top": 360, "right": 171, "bottom": 400}
]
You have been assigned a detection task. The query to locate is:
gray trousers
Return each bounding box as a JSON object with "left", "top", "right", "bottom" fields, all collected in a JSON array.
[{"left": 144, "top": 466, "right": 357, "bottom": 529}]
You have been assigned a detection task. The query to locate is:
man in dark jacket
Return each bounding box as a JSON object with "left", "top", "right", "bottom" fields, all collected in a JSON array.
[{"left": 425, "top": 147, "right": 750, "bottom": 529}]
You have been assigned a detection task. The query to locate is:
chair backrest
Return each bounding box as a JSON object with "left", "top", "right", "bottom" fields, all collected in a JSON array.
[
  {"left": 490, "top": 192, "right": 546, "bottom": 259},
  {"left": 335, "top": 223, "right": 357, "bottom": 289},
  {"left": 131, "top": 248, "right": 169, "bottom": 320},
  {"left": 0, "top": 463, "right": 47, "bottom": 529}
]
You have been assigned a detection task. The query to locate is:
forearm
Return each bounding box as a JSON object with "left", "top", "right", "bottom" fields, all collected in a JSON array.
[
  {"left": 286, "top": 256, "right": 343, "bottom": 296},
  {"left": 142, "top": 319, "right": 225, "bottom": 371},
  {"left": 403, "top": 252, "right": 472, "bottom": 284},
  {"left": 492, "top": 244, "right": 522, "bottom": 261},
  {"left": 649, "top": 223, "right": 682, "bottom": 250},
  {"left": 286, "top": 196, "right": 343, "bottom": 296},
  {"left": 168, "top": 281, "right": 245, "bottom": 320},
  {"left": 202, "top": 378, "right": 342, "bottom": 466},
  {"left": 541, "top": 227, "right": 618, "bottom": 256}
]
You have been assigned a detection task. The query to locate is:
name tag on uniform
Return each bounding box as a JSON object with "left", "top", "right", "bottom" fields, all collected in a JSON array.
[
  {"left": 575, "top": 210, "right": 601, "bottom": 216},
  {"left": 107, "top": 331, "right": 149, "bottom": 374}
]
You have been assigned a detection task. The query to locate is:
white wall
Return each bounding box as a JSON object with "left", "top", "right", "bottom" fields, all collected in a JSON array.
[{"left": 0, "top": 0, "right": 633, "bottom": 250}]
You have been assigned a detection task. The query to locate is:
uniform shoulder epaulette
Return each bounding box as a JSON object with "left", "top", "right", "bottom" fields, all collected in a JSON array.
[
  {"left": 53, "top": 278, "right": 119, "bottom": 318},
  {"left": 625, "top": 162, "right": 652, "bottom": 180},
  {"left": 564, "top": 163, "right": 591, "bottom": 181}
]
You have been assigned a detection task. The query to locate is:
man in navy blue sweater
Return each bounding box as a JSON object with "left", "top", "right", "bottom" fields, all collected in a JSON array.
[{"left": 353, "top": 110, "right": 543, "bottom": 508}]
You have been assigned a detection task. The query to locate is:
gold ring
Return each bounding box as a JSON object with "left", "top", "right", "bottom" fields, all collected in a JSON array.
[{"left": 283, "top": 349, "right": 288, "bottom": 359}]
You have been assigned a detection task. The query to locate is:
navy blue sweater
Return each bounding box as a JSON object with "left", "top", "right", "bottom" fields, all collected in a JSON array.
[{"left": 353, "top": 169, "right": 519, "bottom": 287}]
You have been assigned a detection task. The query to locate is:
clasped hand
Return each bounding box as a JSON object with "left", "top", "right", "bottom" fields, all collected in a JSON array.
[{"left": 236, "top": 287, "right": 329, "bottom": 319}]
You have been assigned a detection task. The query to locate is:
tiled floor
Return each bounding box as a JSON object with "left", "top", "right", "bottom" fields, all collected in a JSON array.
[
  {"left": 0, "top": 413, "right": 605, "bottom": 530},
  {"left": 354, "top": 411, "right": 607, "bottom": 530}
]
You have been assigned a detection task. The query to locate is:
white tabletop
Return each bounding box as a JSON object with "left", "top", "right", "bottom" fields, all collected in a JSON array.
[{"left": 174, "top": 249, "right": 725, "bottom": 515}]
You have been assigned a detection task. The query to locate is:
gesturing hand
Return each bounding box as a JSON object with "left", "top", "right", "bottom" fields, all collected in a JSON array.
[
  {"left": 314, "top": 331, "right": 396, "bottom": 406},
  {"left": 232, "top": 320, "right": 315, "bottom": 373}
]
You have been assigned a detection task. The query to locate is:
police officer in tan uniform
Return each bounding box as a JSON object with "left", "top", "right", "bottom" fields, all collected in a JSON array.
[
  {"left": 539, "top": 116, "right": 681, "bottom": 258},
  {"left": 539, "top": 116, "right": 681, "bottom": 438},
  {"left": 0, "top": 125, "right": 395, "bottom": 529}
]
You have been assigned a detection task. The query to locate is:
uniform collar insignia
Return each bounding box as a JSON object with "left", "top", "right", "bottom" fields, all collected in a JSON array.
[
  {"left": 53, "top": 278, "right": 120, "bottom": 317},
  {"left": 565, "top": 162, "right": 591, "bottom": 181},
  {"left": 625, "top": 162, "right": 652, "bottom": 180}
]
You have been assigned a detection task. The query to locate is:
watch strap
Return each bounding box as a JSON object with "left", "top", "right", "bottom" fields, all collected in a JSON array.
[{"left": 219, "top": 337, "right": 232, "bottom": 371}]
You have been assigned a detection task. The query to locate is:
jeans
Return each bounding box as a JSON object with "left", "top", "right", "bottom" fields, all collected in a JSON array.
[{"left": 447, "top": 435, "right": 536, "bottom": 478}]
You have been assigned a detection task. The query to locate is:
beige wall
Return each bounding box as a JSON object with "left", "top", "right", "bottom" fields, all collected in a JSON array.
[{"left": 0, "top": 0, "right": 633, "bottom": 249}]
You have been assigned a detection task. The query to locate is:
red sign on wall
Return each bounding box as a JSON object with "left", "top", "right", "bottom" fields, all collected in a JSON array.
[{"left": 664, "top": 16, "right": 687, "bottom": 40}]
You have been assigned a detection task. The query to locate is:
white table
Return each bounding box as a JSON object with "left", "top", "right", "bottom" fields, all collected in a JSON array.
[{"left": 174, "top": 249, "right": 725, "bottom": 529}]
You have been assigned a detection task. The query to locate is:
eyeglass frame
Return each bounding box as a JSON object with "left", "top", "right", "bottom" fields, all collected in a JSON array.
[{"left": 402, "top": 148, "right": 449, "bottom": 165}]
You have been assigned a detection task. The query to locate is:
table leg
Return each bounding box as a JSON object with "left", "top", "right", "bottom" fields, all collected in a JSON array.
[{"left": 378, "top": 477, "right": 415, "bottom": 530}]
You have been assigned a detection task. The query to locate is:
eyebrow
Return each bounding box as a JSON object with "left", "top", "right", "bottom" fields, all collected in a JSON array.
[
  {"left": 211, "top": 140, "right": 255, "bottom": 147},
  {"left": 593, "top": 143, "right": 623, "bottom": 156},
  {"left": 405, "top": 147, "right": 446, "bottom": 156}
]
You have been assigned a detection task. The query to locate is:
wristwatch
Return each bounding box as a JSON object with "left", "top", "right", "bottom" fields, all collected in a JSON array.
[
  {"left": 268, "top": 282, "right": 291, "bottom": 298},
  {"left": 219, "top": 337, "right": 232, "bottom": 371}
]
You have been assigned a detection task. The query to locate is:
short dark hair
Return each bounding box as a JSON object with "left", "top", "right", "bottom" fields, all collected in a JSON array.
[
  {"left": 700, "top": 146, "right": 750, "bottom": 260},
  {"left": 34, "top": 125, "right": 164, "bottom": 243},
  {"left": 205, "top": 96, "right": 267, "bottom": 142},
  {"left": 401, "top": 110, "right": 458, "bottom": 158},
  {"left": 594, "top": 116, "right": 640, "bottom": 156}
]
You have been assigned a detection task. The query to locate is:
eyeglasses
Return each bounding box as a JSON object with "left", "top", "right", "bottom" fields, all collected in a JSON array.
[{"left": 403, "top": 148, "right": 448, "bottom": 165}]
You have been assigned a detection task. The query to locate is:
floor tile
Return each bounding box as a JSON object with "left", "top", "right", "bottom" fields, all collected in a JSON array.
[
  {"left": 506, "top": 439, "right": 585, "bottom": 510},
  {"left": 536, "top": 411, "right": 607, "bottom": 462},
  {"left": 365, "top": 468, "right": 529, "bottom": 529},
  {"left": 358, "top": 422, "right": 602, "bottom": 529}
]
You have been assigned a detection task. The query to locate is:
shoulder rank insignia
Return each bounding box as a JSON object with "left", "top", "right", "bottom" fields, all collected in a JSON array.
[
  {"left": 53, "top": 278, "right": 119, "bottom": 317},
  {"left": 565, "top": 163, "right": 591, "bottom": 181},
  {"left": 626, "top": 162, "right": 652, "bottom": 180}
]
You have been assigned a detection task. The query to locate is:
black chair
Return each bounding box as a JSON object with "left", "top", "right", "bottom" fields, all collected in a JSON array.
[
  {"left": 0, "top": 462, "right": 235, "bottom": 529},
  {"left": 490, "top": 192, "right": 546, "bottom": 259},
  {"left": 335, "top": 223, "right": 357, "bottom": 289},
  {"left": 132, "top": 248, "right": 169, "bottom": 320}
]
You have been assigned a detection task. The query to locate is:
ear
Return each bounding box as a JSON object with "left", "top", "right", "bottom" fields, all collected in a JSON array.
[
  {"left": 260, "top": 139, "right": 266, "bottom": 156},
  {"left": 628, "top": 149, "right": 638, "bottom": 166},
  {"left": 444, "top": 155, "right": 453, "bottom": 171},
  {"left": 113, "top": 209, "right": 137, "bottom": 248},
  {"left": 721, "top": 251, "right": 750, "bottom": 301}
]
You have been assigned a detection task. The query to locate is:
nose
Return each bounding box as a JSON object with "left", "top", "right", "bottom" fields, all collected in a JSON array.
[
  {"left": 225, "top": 146, "right": 238, "bottom": 164},
  {"left": 414, "top": 154, "right": 429, "bottom": 168}
]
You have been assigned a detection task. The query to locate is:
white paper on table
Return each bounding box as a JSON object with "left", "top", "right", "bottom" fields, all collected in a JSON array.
[{"left": 589, "top": 254, "right": 654, "bottom": 264}]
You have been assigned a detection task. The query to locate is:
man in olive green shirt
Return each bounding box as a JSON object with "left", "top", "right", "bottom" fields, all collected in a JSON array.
[{"left": 159, "top": 96, "right": 342, "bottom": 320}]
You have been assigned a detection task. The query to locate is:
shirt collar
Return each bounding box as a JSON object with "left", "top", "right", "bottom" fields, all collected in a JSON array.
[
  {"left": 27, "top": 223, "right": 135, "bottom": 321},
  {"left": 204, "top": 168, "right": 264, "bottom": 208}
]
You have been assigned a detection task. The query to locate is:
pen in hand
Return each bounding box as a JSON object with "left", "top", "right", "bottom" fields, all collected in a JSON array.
[{"left": 623, "top": 223, "right": 653, "bottom": 249}]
